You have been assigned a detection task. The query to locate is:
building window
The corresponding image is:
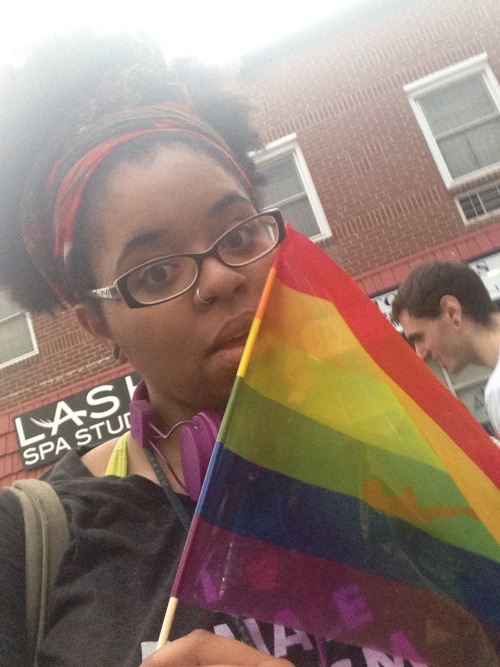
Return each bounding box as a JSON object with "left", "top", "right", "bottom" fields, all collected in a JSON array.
[
  {"left": 404, "top": 53, "right": 500, "bottom": 188},
  {"left": 426, "top": 360, "right": 493, "bottom": 433},
  {"left": 0, "top": 292, "right": 37, "bottom": 369},
  {"left": 455, "top": 181, "right": 500, "bottom": 224},
  {"left": 253, "top": 134, "right": 331, "bottom": 241}
]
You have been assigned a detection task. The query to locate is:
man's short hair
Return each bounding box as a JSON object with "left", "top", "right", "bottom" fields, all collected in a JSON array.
[{"left": 391, "top": 260, "right": 495, "bottom": 325}]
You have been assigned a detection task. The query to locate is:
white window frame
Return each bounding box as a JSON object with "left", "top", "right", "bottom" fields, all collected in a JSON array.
[
  {"left": 404, "top": 53, "right": 500, "bottom": 189},
  {"left": 252, "top": 134, "right": 331, "bottom": 242},
  {"left": 0, "top": 306, "right": 38, "bottom": 370},
  {"left": 454, "top": 181, "right": 500, "bottom": 225}
]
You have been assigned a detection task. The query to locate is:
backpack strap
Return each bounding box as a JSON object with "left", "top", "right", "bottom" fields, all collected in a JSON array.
[{"left": 11, "top": 479, "right": 69, "bottom": 667}]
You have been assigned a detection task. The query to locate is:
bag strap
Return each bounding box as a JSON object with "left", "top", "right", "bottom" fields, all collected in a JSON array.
[{"left": 11, "top": 479, "right": 69, "bottom": 667}]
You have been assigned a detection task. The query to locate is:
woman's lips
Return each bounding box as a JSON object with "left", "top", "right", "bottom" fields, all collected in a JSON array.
[
  {"left": 209, "top": 314, "right": 254, "bottom": 366},
  {"left": 210, "top": 334, "right": 249, "bottom": 366},
  {"left": 210, "top": 313, "right": 253, "bottom": 351}
]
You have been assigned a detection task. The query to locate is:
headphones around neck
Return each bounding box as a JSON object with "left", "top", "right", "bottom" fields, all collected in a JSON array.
[{"left": 129, "top": 380, "right": 222, "bottom": 501}]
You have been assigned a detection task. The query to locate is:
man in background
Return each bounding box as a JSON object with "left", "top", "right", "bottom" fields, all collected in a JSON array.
[{"left": 391, "top": 260, "right": 500, "bottom": 435}]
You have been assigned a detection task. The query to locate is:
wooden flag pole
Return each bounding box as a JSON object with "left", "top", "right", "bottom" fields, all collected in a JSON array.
[
  {"left": 155, "top": 263, "right": 279, "bottom": 651},
  {"left": 157, "top": 596, "right": 179, "bottom": 648}
]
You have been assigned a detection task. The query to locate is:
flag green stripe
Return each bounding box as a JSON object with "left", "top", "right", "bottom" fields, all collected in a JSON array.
[{"left": 224, "top": 382, "right": 499, "bottom": 562}]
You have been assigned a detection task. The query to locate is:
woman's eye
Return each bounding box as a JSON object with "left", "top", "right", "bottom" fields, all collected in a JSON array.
[
  {"left": 220, "top": 223, "right": 253, "bottom": 251},
  {"left": 144, "top": 263, "right": 172, "bottom": 285},
  {"left": 133, "top": 259, "right": 180, "bottom": 293}
]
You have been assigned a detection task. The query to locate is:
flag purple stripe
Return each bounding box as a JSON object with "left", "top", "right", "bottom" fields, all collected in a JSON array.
[{"left": 176, "top": 516, "right": 498, "bottom": 667}]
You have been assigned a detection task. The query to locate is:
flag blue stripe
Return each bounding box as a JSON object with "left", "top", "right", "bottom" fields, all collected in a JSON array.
[{"left": 197, "top": 447, "right": 500, "bottom": 624}]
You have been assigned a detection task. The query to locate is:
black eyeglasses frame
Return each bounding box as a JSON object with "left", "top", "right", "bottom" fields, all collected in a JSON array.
[{"left": 87, "top": 208, "right": 285, "bottom": 309}]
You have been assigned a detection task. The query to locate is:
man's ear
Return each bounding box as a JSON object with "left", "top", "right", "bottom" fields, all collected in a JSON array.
[{"left": 440, "top": 295, "right": 462, "bottom": 325}]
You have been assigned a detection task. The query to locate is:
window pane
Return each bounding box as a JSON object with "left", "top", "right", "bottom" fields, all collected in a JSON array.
[
  {"left": 466, "top": 118, "right": 500, "bottom": 169},
  {"left": 438, "top": 134, "right": 479, "bottom": 178},
  {"left": 438, "top": 118, "right": 500, "bottom": 178},
  {"left": 0, "top": 291, "right": 21, "bottom": 320},
  {"left": 0, "top": 313, "right": 35, "bottom": 364},
  {"left": 257, "top": 155, "right": 305, "bottom": 207},
  {"left": 420, "top": 75, "right": 496, "bottom": 135},
  {"left": 456, "top": 384, "right": 491, "bottom": 427},
  {"left": 425, "top": 359, "right": 449, "bottom": 385},
  {"left": 427, "top": 361, "right": 492, "bottom": 427},
  {"left": 280, "top": 197, "right": 321, "bottom": 237}
]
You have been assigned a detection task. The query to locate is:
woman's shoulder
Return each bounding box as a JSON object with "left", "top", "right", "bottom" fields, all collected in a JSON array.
[
  {"left": 41, "top": 436, "right": 124, "bottom": 483},
  {"left": 42, "top": 435, "right": 159, "bottom": 495},
  {"left": 79, "top": 437, "right": 122, "bottom": 476}
]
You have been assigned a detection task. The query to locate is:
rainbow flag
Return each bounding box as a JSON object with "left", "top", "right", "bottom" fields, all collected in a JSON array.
[{"left": 172, "top": 226, "right": 500, "bottom": 667}]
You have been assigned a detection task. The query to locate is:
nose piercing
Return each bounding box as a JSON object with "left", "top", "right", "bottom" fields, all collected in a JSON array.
[{"left": 196, "top": 287, "right": 215, "bottom": 305}]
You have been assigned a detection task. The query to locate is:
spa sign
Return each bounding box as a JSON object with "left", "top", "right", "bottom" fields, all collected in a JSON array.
[{"left": 14, "top": 373, "right": 140, "bottom": 470}]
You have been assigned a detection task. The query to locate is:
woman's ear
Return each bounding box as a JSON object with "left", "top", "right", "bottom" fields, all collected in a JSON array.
[
  {"left": 73, "top": 302, "right": 113, "bottom": 347},
  {"left": 73, "top": 303, "right": 129, "bottom": 363},
  {"left": 112, "top": 344, "right": 128, "bottom": 364}
]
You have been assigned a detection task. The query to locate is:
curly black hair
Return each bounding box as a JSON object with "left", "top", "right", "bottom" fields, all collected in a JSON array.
[{"left": 0, "top": 31, "right": 263, "bottom": 314}]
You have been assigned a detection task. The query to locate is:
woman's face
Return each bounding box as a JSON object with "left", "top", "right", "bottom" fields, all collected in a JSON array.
[{"left": 83, "top": 144, "right": 273, "bottom": 424}]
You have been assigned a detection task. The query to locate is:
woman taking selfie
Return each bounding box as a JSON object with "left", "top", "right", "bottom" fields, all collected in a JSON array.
[{"left": 0, "top": 33, "right": 406, "bottom": 667}]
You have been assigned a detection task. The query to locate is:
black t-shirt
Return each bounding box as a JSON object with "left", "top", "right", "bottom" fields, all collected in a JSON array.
[{"left": 0, "top": 450, "right": 424, "bottom": 667}]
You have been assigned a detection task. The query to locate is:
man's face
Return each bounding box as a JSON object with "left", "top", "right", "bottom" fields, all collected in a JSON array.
[{"left": 398, "top": 308, "right": 469, "bottom": 374}]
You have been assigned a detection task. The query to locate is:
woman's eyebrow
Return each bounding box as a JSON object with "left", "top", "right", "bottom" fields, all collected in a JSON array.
[
  {"left": 116, "top": 229, "right": 166, "bottom": 269},
  {"left": 115, "top": 192, "right": 253, "bottom": 269},
  {"left": 208, "top": 191, "right": 253, "bottom": 217}
]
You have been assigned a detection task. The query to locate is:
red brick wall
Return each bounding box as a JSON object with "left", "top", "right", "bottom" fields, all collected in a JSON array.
[
  {"left": 0, "top": 309, "right": 119, "bottom": 414},
  {"left": 239, "top": 0, "right": 500, "bottom": 276},
  {"left": 356, "top": 222, "right": 500, "bottom": 295}
]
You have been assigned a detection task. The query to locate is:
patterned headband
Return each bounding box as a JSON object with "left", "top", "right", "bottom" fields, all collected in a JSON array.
[{"left": 21, "top": 104, "right": 253, "bottom": 305}]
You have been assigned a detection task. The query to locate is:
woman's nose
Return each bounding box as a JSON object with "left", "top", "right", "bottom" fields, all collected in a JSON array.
[{"left": 195, "top": 255, "right": 246, "bottom": 303}]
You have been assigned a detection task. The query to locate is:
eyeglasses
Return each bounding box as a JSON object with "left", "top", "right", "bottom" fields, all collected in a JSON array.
[{"left": 87, "top": 208, "right": 285, "bottom": 309}]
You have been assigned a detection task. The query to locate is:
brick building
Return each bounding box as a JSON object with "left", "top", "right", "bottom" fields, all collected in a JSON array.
[
  {"left": 237, "top": 0, "right": 500, "bottom": 432},
  {"left": 2, "top": 0, "right": 500, "bottom": 484}
]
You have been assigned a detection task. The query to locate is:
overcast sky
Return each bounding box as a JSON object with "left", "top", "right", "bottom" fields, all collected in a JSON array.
[{"left": 0, "top": 0, "right": 370, "bottom": 66}]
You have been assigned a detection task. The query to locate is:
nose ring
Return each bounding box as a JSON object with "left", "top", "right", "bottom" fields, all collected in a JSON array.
[{"left": 196, "top": 287, "right": 215, "bottom": 305}]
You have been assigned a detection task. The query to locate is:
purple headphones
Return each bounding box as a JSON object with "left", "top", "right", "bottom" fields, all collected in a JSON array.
[{"left": 129, "top": 380, "right": 222, "bottom": 501}]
